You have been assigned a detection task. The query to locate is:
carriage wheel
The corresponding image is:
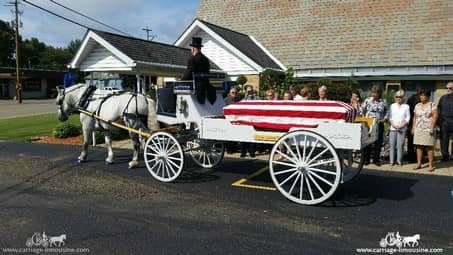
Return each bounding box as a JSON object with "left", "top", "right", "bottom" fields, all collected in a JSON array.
[
  {"left": 187, "top": 139, "right": 224, "bottom": 171},
  {"left": 339, "top": 149, "right": 365, "bottom": 183},
  {"left": 144, "top": 132, "right": 184, "bottom": 182},
  {"left": 269, "top": 130, "right": 341, "bottom": 205}
]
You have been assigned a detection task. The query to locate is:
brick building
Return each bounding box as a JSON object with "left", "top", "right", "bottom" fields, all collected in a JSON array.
[{"left": 195, "top": 0, "right": 453, "bottom": 97}]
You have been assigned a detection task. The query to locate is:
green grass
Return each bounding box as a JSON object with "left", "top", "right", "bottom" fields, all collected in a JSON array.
[{"left": 0, "top": 113, "right": 81, "bottom": 141}]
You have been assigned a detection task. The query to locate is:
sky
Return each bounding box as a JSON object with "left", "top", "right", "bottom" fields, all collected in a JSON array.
[{"left": 0, "top": 0, "right": 200, "bottom": 47}]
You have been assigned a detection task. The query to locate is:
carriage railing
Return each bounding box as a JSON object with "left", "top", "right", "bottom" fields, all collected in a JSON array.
[{"left": 174, "top": 72, "right": 226, "bottom": 94}]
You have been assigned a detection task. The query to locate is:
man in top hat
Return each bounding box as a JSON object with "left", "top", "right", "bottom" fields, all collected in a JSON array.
[{"left": 181, "top": 37, "right": 216, "bottom": 104}]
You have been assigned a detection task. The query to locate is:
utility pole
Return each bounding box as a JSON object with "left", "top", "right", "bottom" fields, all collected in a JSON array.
[
  {"left": 142, "top": 26, "right": 156, "bottom": 41},
  {"left": 13, "top": 0, "right": 22, "bottom": 103}
]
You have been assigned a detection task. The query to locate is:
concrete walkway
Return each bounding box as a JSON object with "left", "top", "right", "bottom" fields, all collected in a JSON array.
[
  {"left": 0, "top": 99, "right": 56, "bottom": 119},
  {"left": 105, "top": 139, "right": 453, "bottom": 177}
]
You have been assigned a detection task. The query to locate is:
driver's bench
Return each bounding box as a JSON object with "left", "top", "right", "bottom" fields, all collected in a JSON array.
[{"left": 156, "top": 73, "right": 226, "bottom": 127}]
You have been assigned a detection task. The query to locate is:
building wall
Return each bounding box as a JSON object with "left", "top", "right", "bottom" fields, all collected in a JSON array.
[{"left": 80, "top": 43, "right": 127, "bottom": 70}]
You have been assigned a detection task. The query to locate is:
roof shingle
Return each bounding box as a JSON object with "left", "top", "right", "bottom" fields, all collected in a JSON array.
[{"left": 197, "top": 0, "right": 453, "bottom": 70}]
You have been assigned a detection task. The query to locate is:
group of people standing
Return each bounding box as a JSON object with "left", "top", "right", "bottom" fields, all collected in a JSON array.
[
  {"left": 353, "top": 83, "right": 453, "bottom": 171},
  {"left": 224, "top": 82, "right": 453, "bottom": 170}
]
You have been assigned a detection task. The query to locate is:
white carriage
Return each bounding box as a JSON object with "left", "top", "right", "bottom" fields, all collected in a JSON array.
[{"left": 144, "top": 73, "right": 378, "bottom": 205}]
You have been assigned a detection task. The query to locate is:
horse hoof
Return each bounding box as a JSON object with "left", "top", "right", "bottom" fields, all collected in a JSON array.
[
  {"left": 105, "top": 161, "right": 114, "bottom": 165},
  {"left": 77, "top": 159, "right": 85, "bottom": 164}
]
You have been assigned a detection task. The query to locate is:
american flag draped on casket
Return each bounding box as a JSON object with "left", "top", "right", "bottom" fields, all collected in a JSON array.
[{"left": 223, "top": 100, "right": 357, "bottom": 132}]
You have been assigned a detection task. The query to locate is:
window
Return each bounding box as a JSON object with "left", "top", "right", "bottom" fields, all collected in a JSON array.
[{"left": 23, "top": 79, "right": 42, "bottom": 91}]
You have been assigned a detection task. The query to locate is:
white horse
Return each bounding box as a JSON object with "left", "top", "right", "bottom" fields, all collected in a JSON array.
[
  {"left": 403, "top": 234, "right": 420, "bottom": 247},
  {"left": 56, "top": 84, "right": 159, "bottom": 168},
  {"left": 49, "top": 234, "right": 66, "bottom": 247}
]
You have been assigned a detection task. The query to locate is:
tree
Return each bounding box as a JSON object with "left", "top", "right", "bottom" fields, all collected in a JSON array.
[
  {"left": 67, "top": 39, "right": 82, "bottom": 56},
  {"left": 0, "top": 20, "right": 16, "bottom": 67}
]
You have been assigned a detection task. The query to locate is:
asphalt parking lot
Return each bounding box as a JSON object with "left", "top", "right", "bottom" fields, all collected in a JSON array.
[{"left": 0, "top": 142, "right": 452, "bottom": 254}]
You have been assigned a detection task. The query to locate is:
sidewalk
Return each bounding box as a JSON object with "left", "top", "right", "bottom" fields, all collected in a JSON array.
[
  {"left": 107, "top": 139, "right": 453, "bottom": 177},
  {"left": 0, "top": 99, "right": 56, "bottom": 119}
]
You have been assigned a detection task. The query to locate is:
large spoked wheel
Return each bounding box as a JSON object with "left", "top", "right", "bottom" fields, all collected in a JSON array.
[
  {"left": 269, "top": 130, "right": 341, "bottom": 205},
  {"left": 339, "top": 148, "right": 365, "bottom": 183},
  {"left": 187, "top": 139, "right": 224, "bottom": 170},
  {"left": 144, "top": 132, "right": 184, "bottom": 182}
]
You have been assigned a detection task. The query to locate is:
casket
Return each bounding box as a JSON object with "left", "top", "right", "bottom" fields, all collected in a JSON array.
[{"left": 223, "top": 100, "right": 356, "bottom": 132}]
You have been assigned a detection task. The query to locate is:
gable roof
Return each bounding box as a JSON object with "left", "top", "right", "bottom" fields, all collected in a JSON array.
[
  {"left": 197, "top": 20, "right": 283, "bottom": 70},
  {"left": 92, "top": 30, "right": 191, "bottom": 68},
  {"left": 197, "top": 0, "right": 453, "bottom": 70},
  {"left": 175, "top": 19, "right": 285, "bottom": 72},
  {"left": 69, "top": 29, "right": 220, "bottom": 73}
]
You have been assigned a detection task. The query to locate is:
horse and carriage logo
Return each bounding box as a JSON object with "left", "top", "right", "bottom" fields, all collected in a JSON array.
[
  {"left": 25, "top": 232, "right": 66, "bottom": 248},
  {"left": 379, "top": 232, "right": 420, "bottom": 248}
]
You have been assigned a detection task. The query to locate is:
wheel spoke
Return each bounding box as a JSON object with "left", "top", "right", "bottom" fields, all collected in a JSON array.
[
  {"left": 278, "top": 171, "right": 299, "bottom": 187},
  {"left": 305, "top": 139, "right": 319, "bottom": 163},
  {"left": 293, "top": 135, "right": 302, "bottom": 162},
  {"left": 167, "top": 150, "right": 181, "bottom": 157},
  {"left": 302, "top": 135, "right": 307, "bottom": 162},
  {"left": 148, "top": 160, "right": 160, "bottom": 172},
  {"left": 299, "top": 174, "right": 305, "bottom": 200},
  {"left": 146, "top": 152, "right": 159, "bottom": 157},
  {"left": 206, "top": 153, "right": 212, "bottom": 166},
  {"left": 282, "top": 140, "right": 299, "bottom": 163},
  {"left": 151, "top": 139, "right": 162, "bottom": 153},
  {"left": 272, "top": 160, "right": 297, "bottom": 168},
  {"left": 308, "top": 170, "right": 334, "bottom": 187},
  {"left": 275, "top": 149, "right": 298, "bottom": 164},
  {"left": 305, "top": 173, "right": 314, "bottom": 200},
  {"left": 274, "top": 168, "right": 298, "bottom": 176},
  {"left": 308, "top": 167, "right": 337, "bottom": 175},
  {"left": 167, "top": 158, "right": 180, "bottom": 170},
  {"left": 288, "top": 173, "right": 301, "bottom": 195},
  {"left": 307, "top": 172, "right": 326, "bottom": 196},
  {"left": 145, "top": 157, "right": 157, "bottom": 163},
  {"left": 166, "top": 161, "right": 177, "bottom": 176},
  {"left": 164, "top": 163, "right": 170, "bottom": 179},
  {"left": 155, "top": 161, "right": 163, "bottom": 176},
  {"left": 307, "top": 147, "right": 329, "bottom": 165},
  {"left": 168, "top": 156, "right": 182, "bottom": 161},
  {"left": 308, "top": 158, "right": 336, "bottom": 168},
  {"left": 146, "top": 145, "right": 160, "bottom": 153}
]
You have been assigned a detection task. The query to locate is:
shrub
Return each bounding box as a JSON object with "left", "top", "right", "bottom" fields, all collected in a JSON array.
[{"left": 52, "top": 123, "right": 81, "bottom": 138}]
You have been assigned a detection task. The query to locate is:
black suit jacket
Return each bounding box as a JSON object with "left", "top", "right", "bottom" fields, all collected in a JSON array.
[{"left": 181, "top": 52, "right": 216, "bottom": 104}]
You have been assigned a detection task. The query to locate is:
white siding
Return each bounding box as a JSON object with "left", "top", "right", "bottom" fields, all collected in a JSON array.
[
  {"left": 79, "top": 42, "right": 129, "bottom": 70},
  {"left": 184, "top": 31, "right": 256, "bottom": 73}
]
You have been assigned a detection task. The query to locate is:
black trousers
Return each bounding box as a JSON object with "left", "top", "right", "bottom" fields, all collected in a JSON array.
[
  {"left": 440, "top": 121, "right": 453, "bottom": 160},
  {"left": 364, "top": 122, "right": 384, "bottom": 162},
  {"left": 407, "top": 132, "right": 416, "bottom": 162}
]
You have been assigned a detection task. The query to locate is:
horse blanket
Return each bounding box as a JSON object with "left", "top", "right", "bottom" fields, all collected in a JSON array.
[{"left": 223, "top": 100, "right": 356, "bottom": 132}]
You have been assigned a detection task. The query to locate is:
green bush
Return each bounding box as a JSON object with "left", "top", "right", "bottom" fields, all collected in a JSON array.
[
  {"left": 52, "top": 122, "right": 82, "bottom": 138},
  {"left": 94, "top": 127, "right": 129, "bottom": 144}
]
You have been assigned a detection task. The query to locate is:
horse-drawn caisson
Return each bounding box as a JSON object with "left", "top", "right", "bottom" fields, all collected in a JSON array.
[{"left": 56, "top": 73, "right": 378, "bottom": 205}]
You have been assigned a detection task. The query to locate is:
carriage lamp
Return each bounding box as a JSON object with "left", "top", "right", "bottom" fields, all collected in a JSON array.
[{"left": 179, "top": 98, "right": 188, "bottom": 114}]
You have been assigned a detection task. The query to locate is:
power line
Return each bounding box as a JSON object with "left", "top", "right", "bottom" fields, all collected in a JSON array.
[
  {"left": 22, "top": 0, "right": 91, "bottom": 29},
  {"left": 49, "top": 0, "right": 131, "bottom": 36},
  {"left": 142, "top": 26, "right": 156, "bottom": 41}
]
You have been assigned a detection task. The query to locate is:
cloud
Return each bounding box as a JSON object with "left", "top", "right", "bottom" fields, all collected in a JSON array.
[{"left": 0, "top": 0, "right": 198, "bottom": 47}]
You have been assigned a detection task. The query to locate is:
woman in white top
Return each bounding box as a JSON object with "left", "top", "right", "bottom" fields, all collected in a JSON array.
[{"left": 388, "top": 90, "right": 411, "bottom": 165}]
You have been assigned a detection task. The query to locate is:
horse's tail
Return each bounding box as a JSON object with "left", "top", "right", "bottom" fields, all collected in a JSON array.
[{"left": 147, "top": 97, "right": 159, "bottom": 131}]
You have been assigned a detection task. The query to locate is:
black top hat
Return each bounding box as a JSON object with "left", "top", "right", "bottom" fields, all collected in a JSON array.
[{"left": 190, "top": 37, "right": 203, "bottom": 48}]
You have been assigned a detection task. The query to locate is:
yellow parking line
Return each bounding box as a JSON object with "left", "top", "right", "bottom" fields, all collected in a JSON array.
[{"left": 231, "top": 166, "right": 276, "bottom": 191}]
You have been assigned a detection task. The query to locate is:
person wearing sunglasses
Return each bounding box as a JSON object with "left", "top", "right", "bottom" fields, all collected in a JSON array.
[
  {"left": 437, "top": 82, "right": 453, "bottom": 162},
  {"left": 412, "top": 89, "right": 438, "bottom": 171},
  {"left": 388, "top": 90, "right": 410, "bottom": 166},
  {"left": 224, "top": 87, "right": 240, "bottom": 105}
]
